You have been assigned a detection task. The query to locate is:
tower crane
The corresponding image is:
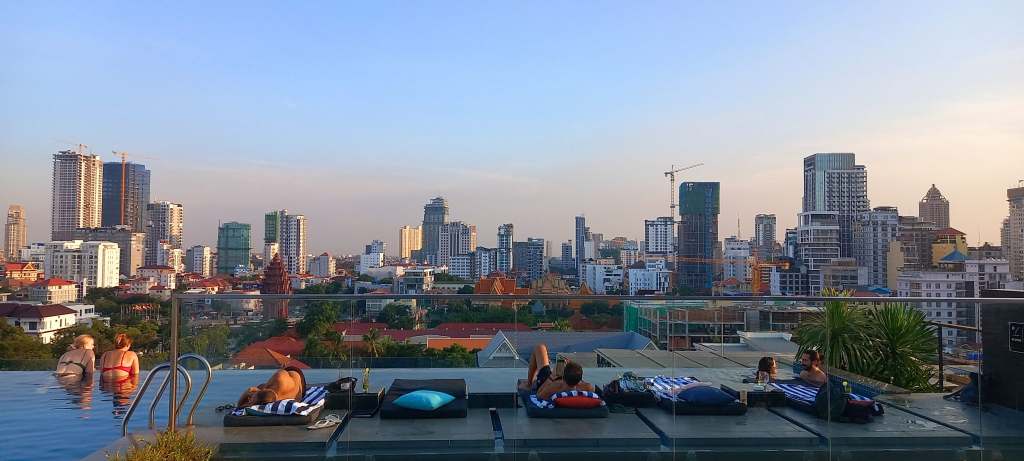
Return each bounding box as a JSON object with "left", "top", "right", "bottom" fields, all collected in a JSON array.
[
  {"left": 111, "top": 151, "right": 159, "bottom": 226},
  {"left": 664, "top": 163, "right": 704, "bottom": 225}
]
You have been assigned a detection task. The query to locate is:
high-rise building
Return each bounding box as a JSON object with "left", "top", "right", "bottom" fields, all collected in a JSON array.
[
  {"left": 437, "top": 221, "right": 476, "bottom": 267},
  {"left": 45, "top": 240, "right": 121, "bottom": 288},
  {"left": 677, "top": 182, "right": 720, "bottom": 294},
  {"left": 101, "top": 162, "right": 151, "bottom": 232},
  {"left": 722, "top": 237, "right": 751, "bottom": 283},
  {"left": 560, "top": 241, "right": 573, "bottom": 271},
  {"left": 753, "top": 214, "right": 777, "bottom": 260},
  {"left": 51, "top": 148, "right": 103, "bottom": 240},
  {"left": 308, "top": 252, "right": 335, "bottom": 277},
  {"left": 783, "top": 228, "right": 798, "bottom": 258},
  {"left": 895, "top": 216, "right": 938, "bottom": 271},
  {"left": 145, "top": 201, "right": 183, "bottom": 265},
  {"left": 365, "top": 240, "right": 386, "bottom": 256},
  {"left": 281, "top": 213, "right": 307, "bottom": 274},
  {"left": 5, "top": 205, "right": 27, "bottom": 261},
  {"left": 513, "top": 238, "right": 545, "bottom": 284},
  {"left": 644, "top": 217, "right": 674, "bottom": 256},
  {"left": 216, "top": 222, "right": 251, "bottom": 275},
  {"left": 421, "top": 197, "right": 449, "bottom": 264},
  {"left": 853, "top": 206, "right": 899, "bottom": 287},
  {"left": 919, "top": 184, "right": 950, "bottom": 229},
  {"left": 497, "top": 223, "right": 514, "bottom": 274},
  {"left": 264, "top": 210, "right": 286, "bottom": 245},
  {"left": 1005, "top": 187, "right": 1024, "bottom": 281},
  {"left": 157, "top": 245, "right": 184, "bottom": 273},
  {"left": 575, "top": 215, "right": 587, "bottom": 278},
  {"left": 797, "top": 212, "right": 841, "bottom": 295},
  {"left": 71, "top": 226, "right": 145, "bottom": 277},
  {"left": 473, "top": 246, "right": 497, "bottom": 279},
  {"left": 399, "top": 225, "right": 422, "bottom": 260},
  {"left": 185, "top": 245, "right": 213, "bottom": 277},
  {"left": 802, "top": 153, "right": 869, "bottom": 258}
]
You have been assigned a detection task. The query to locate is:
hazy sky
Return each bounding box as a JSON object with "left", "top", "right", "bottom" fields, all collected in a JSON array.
[{"left": 2, "top": 1, "right": 1022, "bottom": 255}]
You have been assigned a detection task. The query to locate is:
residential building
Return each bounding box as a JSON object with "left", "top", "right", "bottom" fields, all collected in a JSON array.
[
  {"left": 308, "top": 253, "right": 335, "bottom": 277},
  {"left": 19, "top": 243, "right": 47, "bottom": 265},
  {"left": 185, "top": 245, "right": 213, "bottom": 277},
  {"left": 5, "top": 205, "right": 27, "bottom": 261},
  {"left": 28, "top": 278, "right": 78, "bottom": 304},
  {"left": 396, "top": 267, "right": 434, "bottom": 294},
  {"left": 575, "top": 215, "right": 587, "bottom": 278},
  {"left": 473, "top": 247, "right": 497, "bottom": 279},
  {"left": 139, "top": 265, "right": 177, "bottom": 290},
  {"left": 421, "top": 197, "right": 449, "bottom": 264},
  {"left": 896, "top": 216, "right": 938, "bottom": 271},
  {"left": 264, "top": 210, "right": 285, "bottom": 245},
  {"left": 969, "top": 243, "right": 1002, "bottom": 260},
  {"left": 820, "top": 258, "right": 869, "bottom": 291},
  {"left": 1005, "top": 187, "right": 1024, "bottom": 281},
  {"left": 263, "top": 242, "right": 279, "bottom": 268},
  {"left": 358, "top": 252, "right": 384, "bottom": 274},
  {"left": 365, "top": 240, "right": 386, "bottom": 256},
  {"left": 399, "top": 225, "right": 422, "bottom": 260},
  {"left": 101, "top": 162, "right": 151, "bottom": 232},
  {"left": 449, "top": 254, "right": 473, "bottom": 280},
  {"left": 796, "top": 212, "right": 841, "bottom": 295},
  {"left": 512, "top": 238, "right": 545, "bottom": 284},
  {"left": 627, "top": 260, "right": 672, "bottom": 295},
  {"left": 145, "top": 201, "right": 183, "bottom": 265},
  {"left": 560, "top": 241, "right": 573, "bottom": 272},
  {"left": 437, "top": 221, "right": 476, "bottom": 267},
  {"left": 497, "top": 223, "right": 514, "bottom": 274},
  {"left": 677, "top": 182, "right": 720, "bottom": 294},
  {"left": 919, "top": 184, "right": 950, "bottom": 229},
  {"left": 620, "top": 242, "right": 641, "bottom": 267},
  {"left": 155, "top": 242, "right": 184, "bottom": 273},
  {"left": 853, "top": 206, "right": 899, "bottom": 287},
  {"left": 582, "top": 262, "right": 624, "bottom": 294},
  {"left": 753, "top": 214, "right": 777, "bottom": 260},
  {"left": 44, "top": 241, "right": 120, "bottom": 288},
  {"left": 722, "top": 237, "right": 751, "bottom": 283},
  {"left": 644, "top": 217, "right": 674, "bottom": 256},
  {"left": 774, "top": 257, "right": 808, "bottom": 296},
  {"left": 932, "top": 228, "right": 969, "bottom": 267},
  {"left": 280, "top": 212, "right": 307, "bottom": 275},
  {"left": 783, "top": 228, "right": 798, "bottom": 258},
  {"left": 0, "top": 303, "right": 77, "bottom": 344},
  {"left": 216, "top": 222, "right": 251, "bottom": 275},
  {"left": 802, "top": 153, "right": 869, "bottom": 258},
  {"left": 51, "top": 148, "right": 103, "bottom": 240},
  {"left": 71, "top": 226, "right": 145, "bottom": 277}
]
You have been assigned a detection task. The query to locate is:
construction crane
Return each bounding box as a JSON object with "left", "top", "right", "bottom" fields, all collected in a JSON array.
[
  {"left": 664, "top": 163, "right": 704, "bottom": 224},
  {"left": 111, "top": 151, "right": 158, "bottom": 226}
]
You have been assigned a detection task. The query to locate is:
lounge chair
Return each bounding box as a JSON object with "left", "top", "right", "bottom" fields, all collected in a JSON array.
[
  {"left": 223, "top": 386, "right": 327, "bottom": 427},
  {"left": 518, "top": 388, "right": 610, "bottom": 418},
  {"left": 773, "top": 382, "right": 883, "bottom": 422},
  {"left": 648, "top": 376, "right": 747, "bottom": 415},
  {"left": 379, "top": 378, "right": 468, "bottom": 419}
]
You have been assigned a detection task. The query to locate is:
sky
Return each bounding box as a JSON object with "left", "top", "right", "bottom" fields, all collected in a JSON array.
[{"left": 1, "top": 1, "right": 1022, "bottom": 255}]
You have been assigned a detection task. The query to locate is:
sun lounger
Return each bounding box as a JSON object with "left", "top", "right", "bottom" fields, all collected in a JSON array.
[
  {"left": 518, "top": 389, "right": 609, "bottom": 418},
  {"left": 774, "top": 382, "right": 883, "bottom": 420},
  {"left": 380, "top": 378, "right": 468, "bottom": 419},
  {"left": 223, "top": 386, "right": 327, "bottom": 427},
  {"left": 648, "top": 376, "right": 747, "bottom": 415}
]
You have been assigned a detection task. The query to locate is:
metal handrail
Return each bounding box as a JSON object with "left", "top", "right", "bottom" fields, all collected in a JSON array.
[
  {"left": 179, "top": 353, "right": 214, "bottom": 426},
  {"left": 121, "top": 363, "right": 190, "bottom": 437},
  {"left": 148, "top": 365, "right": 192, "bottom": 430}
]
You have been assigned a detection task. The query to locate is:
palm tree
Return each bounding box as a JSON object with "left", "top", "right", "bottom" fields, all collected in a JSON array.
[
  {"left": 863, "top": 303, "right": 937, "bottom": 391},
  {"left": 362, "top": 328, "right": 384, "bottom": 358},
  {"left": 792, "top": 292, "right": 873, "bottom": 373}
]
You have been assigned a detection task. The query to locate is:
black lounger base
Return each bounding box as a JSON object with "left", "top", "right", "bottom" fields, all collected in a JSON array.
[
  {"left": 380, "top": 378, "right": 469, "bottom": 419},
  {"left": 519, "top": 390, "right": 610, "bottom": 418},
  {"left": 223, "top": 407, "right": 322, "bottom": 427}
]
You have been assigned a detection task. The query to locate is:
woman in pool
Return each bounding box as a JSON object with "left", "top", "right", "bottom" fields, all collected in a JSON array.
[
  {"left": 755, "top": 356, "right": 778, "bottom": 382},
  {"left": 237, "top": 367, "right": 307, "bottom": 408},
  {"left": 55, "top": 334, "right": 96, "bottom": 376},
  {"left": 99, "top": 333, "right": 139, "bottom": 382}
]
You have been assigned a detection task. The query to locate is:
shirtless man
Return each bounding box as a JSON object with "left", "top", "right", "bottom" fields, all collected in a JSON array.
[
  {"left": 237, "top": 367, "right": 306, "bottom": 407},
  {"left": 799, "top": 350, "right": 827, "bottom": 387},
  {"left": 520, "top": 343, "right": 595, "bottom": 400}
]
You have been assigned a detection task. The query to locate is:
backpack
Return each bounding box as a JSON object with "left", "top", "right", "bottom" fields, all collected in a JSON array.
[
  {"left": 814, "top": 381, "right": 878, "bottom": 423},
  {"left": 602, "top": 375, "right": 657, "bottom": 407}
]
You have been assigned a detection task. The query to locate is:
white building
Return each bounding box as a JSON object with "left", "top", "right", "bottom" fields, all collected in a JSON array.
[
  {"left": 448, "top": 254, "right": 473, "bottom": 280},
  {"left": 28, "top": 278, "right": 79, "bottom": 304},
  {"left": 139, "top": 265, "right": 177, "bottom": 290},
  {"left": 399, "top": 225, "right": 422, "bottom": 260},
  {"left": 308, "top": 252, "right": 336, "bottom": 277},
  {"left": 51, "top": 148, "right": 103, "bottom": 240},
  {"left": 627, "top": 260, "right": 672, "bottom": 295},
  {"left": 497, "top": 224, "right": 514, "bottom": 274},
  {"left": 644, "top": 217, "right": 674, "bottom": 256},
  {"left": 582, "top": 262, "right": 624, "bottom": 294},
  {"left": 365, "top": 240, "right": 386, "bottom": 256},
  {"left": 1004, "top": 187, "right": 1024, "bottom": 281},
  {"left": 45, "top": 241, "right": 120, "bottom": 288},
  {"left": 156, "top": 243, "right": 184, "bottom": 273},
  {"left": 358, "top": 252, "right": 384, "bottom": 274},
  {"left": 145, "top": 201, "right": 183, "bottom": 265},
  {"left": 186, "top": 245, "right": 213, "bottom": 277},
  {"left": 396, "top": 267, "right": 434, "bottom": 294},
  {"left": 753, "top": 214, "right": 777, "bottom": 259},
  {"left": 66, "top": 303, "right": 108, "bottom": 327},
  {"left": 281, "top": 213, "right": 307, "bottom": 274},
  {"left": 797, "top": 212, "right": 841, "bottom": 295},
  {"left": 19, "top": 243, "right": 47, "bottom": 265},
  {"left": 722, "top": 237, "right": 752, "bottom": 282},
  {"left": 854, "top": 206, "right": 899, "bottom": 287},
  {"left": 437, "top": 221, "right": 476, "bottom": 267},
  {"left": 474, "top": 247, "right": 497, "bottom": 279},
  {"left": 621, "top": 247, "right": 641, "bottom": 268},
  {"left": 263, "top": 242, "right": 280, "bottom": 269},
  {"left": 0, "top": 303, "right": 77, "bottom": 344}
]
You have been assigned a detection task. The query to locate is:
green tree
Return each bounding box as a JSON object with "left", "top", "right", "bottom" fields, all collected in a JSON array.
[
  {"left": 362, "top": 328, "right": 385, "bottom": 358},
  {"left": 295, "top": 301, "right": 342, "bottom": 337},
  {"left": 456, "top": 285, "right": 475, "bottom": 294},
  {"left": 792, "top": 297, "right": 872, "bottom": 373},
  {"left": 268, "top": 318, "right": 289, "bottom": 337},
  {"left": 377, "top": 303, "right": 414, "bottom": 329},
  {"left": 0, "top": 322, "right": 52, "bottom": 369},
  {"left": 862, "top": 303, "right": 937, "bottom": 391}
]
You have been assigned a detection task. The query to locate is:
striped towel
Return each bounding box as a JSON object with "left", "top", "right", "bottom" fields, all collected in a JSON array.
[
  {"left": 645, "top": 376, "right": 699, "bottom": 402},
  {"left": 231, "top": 386, "right": 327, "bottom": 416},
  {"left": 773, "top": 383, "right": 872, "bottom": 404},
  {"left": 530, "top": 390, "right": 606, "bottom": 409}
]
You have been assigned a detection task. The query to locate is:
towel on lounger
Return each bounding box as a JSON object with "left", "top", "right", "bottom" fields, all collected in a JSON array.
[
  {"left": 645, "top": 376, "right": 700, "bottom": 402},
  {"left": 231, "top": 386, "right": 327, "bottom": 416},
  {"left": 773, "top": 383, "right": 872, "bottom": 405}
]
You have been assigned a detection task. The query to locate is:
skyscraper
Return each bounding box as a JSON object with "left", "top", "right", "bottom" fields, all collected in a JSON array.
[
  {"left": 185, "top": 245, "right": 213, "bottom": 277},
  {"left": 644, "top": 217, "right": 674, "bottom": 256},
  {"left": 677, "top": 182, "right": 720, "bottom": 294},
  {"left": 753, "top": 214, "right": 777, "bottom": 260},
  {"left": 895, "top": 216, "right": 938, "bottom": 271},
  {"left": 5, "top": 205, "right": 26, "bottom": 261},
  {"left": 265, "top": 210, "right": 286, "bottom": 245},
  {"left": 145, "top": 201, "right": 183, "bottom": 265},
  {"left": 101, "top": 162, "right": 151, "bottom": 232},
  {"left": 1005, "top": 186, "right": 1024, "bottom": 281},
  {"left": 399, "top": 225, "right": 422, "bottom": 259},
  {"left": 802, "top": 153, "right": 869, "bottom": 258},
  {"left": 51, "top": 148, "right": 103, "bottom": 240},
  {"left": 216, "top": 222, "right": 251, "bottom": 275},
  {"left": 497, "top": 223, "right": 514, "bottom": 274},
  {"left": 560, "top": 241, "right": 573, "bottom": 271},
  {"left": 797, "top": 211, "right": 841, "bottom": 295},
  {"left": 575, "top": 215, "right": 587, "bottom": 278},
  {"left": 281, "top": 213, "right": 307, "bottom": 274},
  {"left": 421, "top": 197, "right": 449, "bottom": 264},
  {"left": 919, "top": 184, "right": 950, "bottom": 229},
  {"left": 853, "top": 206, "right": 899, "bottom": 287},
  {"left": 437, "top": 221, "right": 476, "bottom": 266},
  {"left": 513, "top": 238, "right": 546, "bottom": 284}
]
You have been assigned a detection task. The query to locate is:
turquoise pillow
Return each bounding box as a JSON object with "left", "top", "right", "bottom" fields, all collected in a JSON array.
[{"left": 393, "top": 390, "right": 455, "bottom": 411}]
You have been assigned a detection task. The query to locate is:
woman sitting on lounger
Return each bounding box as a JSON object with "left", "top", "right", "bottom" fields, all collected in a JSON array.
[
  {"left": 237, "top": 366, "right": 307, "bottom": 407},
  {"left": 519, "top": 343, "right": 595, "bottom": 400}
]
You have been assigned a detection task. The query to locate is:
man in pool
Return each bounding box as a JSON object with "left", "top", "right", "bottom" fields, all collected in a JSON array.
[
  {"left": 519, "top": 343, "right": 595, "bottom": 400},
  {"left": 799, "top": 350, "right": 828, "bottom": 387},
  {"left": 237, "top": 366, "right": 307, "bottom": 407}
]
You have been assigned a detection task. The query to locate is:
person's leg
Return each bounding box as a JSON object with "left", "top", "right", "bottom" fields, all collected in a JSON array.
[{"left": 529, "top": 343, "right": 550, "bottom": 387}]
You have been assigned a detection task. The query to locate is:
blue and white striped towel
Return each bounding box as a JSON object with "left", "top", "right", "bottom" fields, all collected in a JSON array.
[
  {"left": 645, "top": 376, "right": 699, "bottom": 402},
  {"left": 530, "top": 390, "right": 605, "bottom": 409},
  {"left": 231, "top": 386, "right": 327, "bottom": 416},
  {"left": 773, "top": 383, "right": 871, "bottom": 404}
]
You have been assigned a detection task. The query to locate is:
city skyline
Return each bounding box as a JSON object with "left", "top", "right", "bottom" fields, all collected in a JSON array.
[{"left": 2, "top": 2, "right": 1022, "bottom": 253}]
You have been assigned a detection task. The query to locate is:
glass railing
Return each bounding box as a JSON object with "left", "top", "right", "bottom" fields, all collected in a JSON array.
[{"left": 7, "top": 293, "right": 1023, "bottom": 460}]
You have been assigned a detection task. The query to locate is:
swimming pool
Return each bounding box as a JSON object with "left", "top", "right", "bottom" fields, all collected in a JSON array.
[{"left": 0, "top": 370, "right": 355, "bottom": 461}]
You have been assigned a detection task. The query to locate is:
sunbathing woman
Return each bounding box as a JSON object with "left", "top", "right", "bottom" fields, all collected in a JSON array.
[{"left": 237, "top": 367, "right": 307, "bottom": 408}]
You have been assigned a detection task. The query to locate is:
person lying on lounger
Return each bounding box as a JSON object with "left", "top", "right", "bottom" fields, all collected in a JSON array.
[
  {"left": 237, "top": 366, "right": 307, "bottom": 407},
  {"left": 519, "top": 343, "right": 595, "bottom": 400},
  {"left": 799, "top": 350, "right": 827, "bottom": 387}
]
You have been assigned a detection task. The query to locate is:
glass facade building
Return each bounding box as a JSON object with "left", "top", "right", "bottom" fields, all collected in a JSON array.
[{"left": 216, "top": 221, "right": 251, "bottom": 275}]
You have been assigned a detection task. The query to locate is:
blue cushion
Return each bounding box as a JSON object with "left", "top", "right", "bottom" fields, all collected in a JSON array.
[
  {"left": 392, "top": 390, "right": 455, "bottom": 411},
  {"left": 677, "top": 385, "right": 736, "bottom": 406}
]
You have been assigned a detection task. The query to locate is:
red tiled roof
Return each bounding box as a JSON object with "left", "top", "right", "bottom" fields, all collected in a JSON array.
[
  {"left": 5, "top": 262, "right": 37, "bottom": 271},
  {"left": 936, "top": 227, "right": 965, "bottom": 237},
  {"left": 434, "top": 322, "right": 531, "bottom": 332},
  {"left": 0, "top": 303, "right": 76, "bottom": 319},
  {"left": 230, "top": 345, "right": 309, "bottom": 369},
  {"left": 254, "top": 335, "right": 306, "bottom": 356},
  {"left": 33, "top": 278, "right": 76, "bottom": 287},
  {"left": 331, "top": 321, "right": 389, "bottom": 335}
]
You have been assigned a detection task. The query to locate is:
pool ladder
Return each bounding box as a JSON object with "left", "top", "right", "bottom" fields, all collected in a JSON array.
[{"left": 121, "top": 353, "right": 213, "bottom": 437}]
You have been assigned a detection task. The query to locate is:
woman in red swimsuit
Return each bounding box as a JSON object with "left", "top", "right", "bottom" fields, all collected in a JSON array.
[{"left": 100, "top": 333, "right": 139, "bottom": 382}]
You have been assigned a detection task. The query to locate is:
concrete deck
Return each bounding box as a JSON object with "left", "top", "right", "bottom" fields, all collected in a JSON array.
[
  {"left": 195, "top": 408, "right": 348, "bottom": 458},
  {"left": 639, "top": 407, "right": 818, "bottom": 449},
  {"left": 498, "top": 407, "right": 661, "bottom": 449},
  {"left": 336, "top": 408, "right": 496, "bottom": 451},
  {"left": 877, "top": 393, "right": 1024, "bottom": 446},
  {"left": 769, "top": 404, "right": 972, "bottom": 448}
]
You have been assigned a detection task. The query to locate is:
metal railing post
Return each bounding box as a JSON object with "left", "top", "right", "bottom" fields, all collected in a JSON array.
[
  {"left": 937, "top": 325, "right": 945, "bottom": 391},
  {"left": 168, "top": 295, "right": 179, "bottom": 432}
]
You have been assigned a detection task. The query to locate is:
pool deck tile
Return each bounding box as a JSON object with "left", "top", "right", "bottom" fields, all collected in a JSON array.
[
  {"left": 769, "top": 404, "right": 972, "bottom": 448},
  {"left": 498, "top": 407, "right": 661, "bottom": 449},
  {"left": 638, "top": 407, "right": 819, "bottom": 448},
  {"left": 877, "top": 393, "right": 1024, "bottom": 445},
  {"left": 336, "top": 408, "right": 496, "bottom": 450}
]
